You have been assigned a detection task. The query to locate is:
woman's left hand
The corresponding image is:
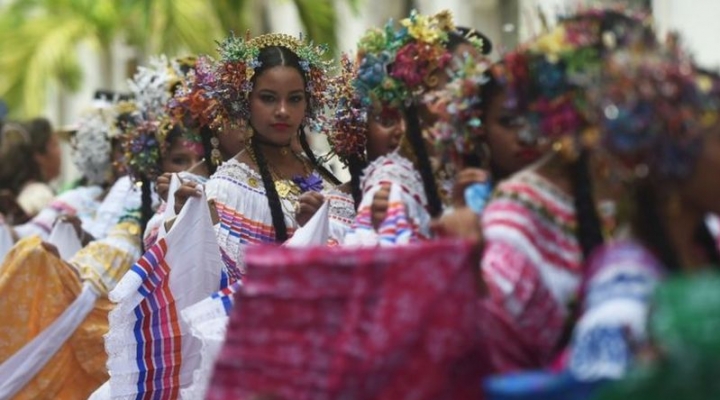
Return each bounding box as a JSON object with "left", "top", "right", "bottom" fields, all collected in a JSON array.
[
  {"left": 295, "top": 191, "right": 325, "bottom": 227},
  {"left": 452, "top": 168, "right": 489, "bottom": 208},
  {"left": 431, "top": 207, "right": 486, "bottom": 295}
]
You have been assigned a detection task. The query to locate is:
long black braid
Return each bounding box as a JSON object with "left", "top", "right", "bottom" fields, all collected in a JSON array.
[
  {"left": 347, "top": 154, "right": 367, "bottom": 208},
  {"left": 297, "top": 127, "right": 341, "bottom": 185},
  {"left": 555, "top": 148, "right": 605, "bottom": 352},
  {"left": 139, "top": 175, "right": 154, "bottom": 252},
  {"left": 404, "top": 104, "right": 443, "bottom": 218},
  {"left": 633, "top": 182, "right": 680, "bottom": 270},
  {"left": 571, "top": 148, "right": 605, "bottom": 259},
  {"left": 250, "top": 134, "right": 289, "bottom": 242}
]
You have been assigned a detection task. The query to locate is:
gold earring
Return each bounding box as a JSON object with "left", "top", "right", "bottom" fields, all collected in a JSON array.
[{"left": 210, "top": 136, "right": 222, "bottom": 166}]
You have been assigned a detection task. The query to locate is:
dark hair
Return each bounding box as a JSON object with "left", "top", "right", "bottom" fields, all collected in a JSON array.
[
  {"left": 632, "top": 180, "right": 720, "bottom": 272},
  {"left": 139, "top": 175, "right": 153, "bottom": 252},
  {"left": 405, "top": 104, "right": 443, "bottom": 218},
  {"left": 346, "top": 154, "right": 367, "bottom": 208},
  {"left": 572, "top": 149, "right": 604, "bottom": 260},
  {"left": 447, "top": 26, "right": 493, "bottom": 55},
  {"left": 250, "top": 45, "right": 340, "bottom": 242},
  {"left": 0, "top": 117, "right": 54, "bottom": 194}
]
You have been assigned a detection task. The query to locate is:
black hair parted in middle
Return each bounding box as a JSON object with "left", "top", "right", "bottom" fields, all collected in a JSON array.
[{"left": 249, "top": 45, "right": 339, "bottom": 242}]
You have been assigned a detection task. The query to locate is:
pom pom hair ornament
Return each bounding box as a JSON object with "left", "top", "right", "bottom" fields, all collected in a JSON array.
[{"left": 354, "top": 10, "right": 456, "bottom": 111}]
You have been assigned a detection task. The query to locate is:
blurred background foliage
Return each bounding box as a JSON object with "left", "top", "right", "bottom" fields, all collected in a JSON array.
[{"left": 0, "top": 0, "right": 358, "bottom": 118}]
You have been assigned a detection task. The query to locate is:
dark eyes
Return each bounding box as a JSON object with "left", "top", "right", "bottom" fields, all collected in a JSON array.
[
  {"left": 258, "top": 94, "right": 305, "bottom": 103},
  {"left": 371, "top": 111, "right": 401, "bottom": 128},
  {"left": 498, "top": 115, "right": 527, "bottom": 128},
  {"left": 171, "top": 156, "right": 190, "bottom": 165}
]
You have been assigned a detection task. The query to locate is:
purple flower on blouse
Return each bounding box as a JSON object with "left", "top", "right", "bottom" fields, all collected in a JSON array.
[{"left": 292, "top": 173, "right": 323, "bottom": 193}]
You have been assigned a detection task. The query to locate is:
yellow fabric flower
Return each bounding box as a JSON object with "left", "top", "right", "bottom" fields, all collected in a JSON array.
[
  {"left": 401, "top": 13, "right": 441, "bottom": 44},
  {"left": 532, "top": 26, "right": 573, "bottom": 62}
]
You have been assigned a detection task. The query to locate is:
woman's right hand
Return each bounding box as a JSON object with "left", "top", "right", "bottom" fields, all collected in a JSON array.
[
  {"left": 173, "top": 180, "right": 202, "bottom": 215},
  {"left": 155, "top": 173, "right": 173, "bottom": 202},
  {"left": 371, "top": 184, "right": 391, "bottom": 230}
]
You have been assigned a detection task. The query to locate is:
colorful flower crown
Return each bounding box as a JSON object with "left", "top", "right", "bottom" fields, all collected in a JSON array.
[
  {"left": 498, "top": 9, "right": 655, "bottom": 147},
  {"left": 596, "top": 41, "right": 720, "bottom": 181},
  {"left": 209, "top": 31, "right": 333, "bottom": 132},
  {"left": 325, "top": 10, "right": 458, "bottom": 163},
  {"left": 423, "top": 54, "right": 492, "bottom": 166},
  {"left": 354, "top": 10, "right": 455, "bottom": 110}
]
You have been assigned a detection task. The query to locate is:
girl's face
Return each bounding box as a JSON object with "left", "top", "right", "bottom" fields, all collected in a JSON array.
[
  {"left": 248, "top": 66, "right": 307, "bottom": 146},
  {"left": 366, "top": 107, "right": 405, "bottom": 161},
  {"left": 161, "top": 137, "right": 203, "bottom": 173},
  {"left": 35, "top": 133, "right": 62, "bottom": 181},
  {"left": 482, "top": 89, "right": 547, "bottom": 178},
  {"left": 219, "top": 122, "right": 246, "bottom": 160},
  {"left": 679, "top": 123, "right": 720, "bottom": 216}
]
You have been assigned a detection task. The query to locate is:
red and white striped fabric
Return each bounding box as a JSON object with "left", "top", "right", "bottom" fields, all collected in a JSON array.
[{"left": 480, "top": 169, "right": 583, "bottom": 373}]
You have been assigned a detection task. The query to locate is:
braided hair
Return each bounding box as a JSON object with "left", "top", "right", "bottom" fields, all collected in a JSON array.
[
  {"left": 249, "top": 131, "right": 289, "bottom": 242},
  {"left": 297, "top": 127, "right": 340, "bottom": 185},
  {"left": 139, "top": 175, "right": 153, "bottom": 252},
  {"left": 346, "top": 154, "right": 367, "bottom": 208},
  {"left": 571, "top": 149, "right": 604, "bottom": 260},
  {"left": 404, "top": 104, "right": 443, "bottom": 218}
]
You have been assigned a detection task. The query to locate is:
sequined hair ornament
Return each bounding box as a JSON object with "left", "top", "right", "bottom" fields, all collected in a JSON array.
[
  {"left": 498, "top": 8, "right": 656, "bottom": 158},
  {"left": 354, "top": 10, "right": 456, "bottom": 111},
  {"left": 326, "top": 53, "right": 369, "bottom": 164},
  {"left": 122, "top": 57, "right": 203, "bottom": 182},
  {"left": 167, "top": 55, "right": 227, "bottom": 165},
  {"left": 71, "top": 102, "right": 122, "bottom": 185},
  {"left": 210, "top": 31, "right": 333, "bottom": 132},
  {"left": 423, "top": 54, "right": 492, "bottom": 166}
]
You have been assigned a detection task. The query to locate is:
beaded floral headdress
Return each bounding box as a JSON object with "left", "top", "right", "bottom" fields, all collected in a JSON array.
[
  {"left": 209, "top": 31, "right": 333, "bottom": 132},
  {"left": 122, "top": 56, "right": 204, "bottom": 182},
  {"left": 326, "top": 54, "right": 368, "bottom": 164}
]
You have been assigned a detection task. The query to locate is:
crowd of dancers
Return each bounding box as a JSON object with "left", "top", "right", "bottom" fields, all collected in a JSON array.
[{"left": 0, "top": 6, "right": 719, "bottom": 400}]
